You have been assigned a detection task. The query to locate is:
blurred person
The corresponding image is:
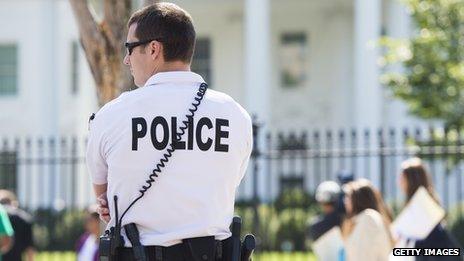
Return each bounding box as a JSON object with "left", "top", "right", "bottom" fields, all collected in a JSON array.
[
  {"left": 337, "top": 170, "right": 354, "bottom": 185},
  {"left": 76, "top": 206, "right": 99, "bottom": 261},
  {"left": 337, "top": 170, "right": 354, "bottom": 214},
  {"left": 341, "top": 179, "right": 393, "bottom": 261},
  {"left": 0, "top": 204, "right": 13, "bottom": 261},
  {"left": 309, "top": 181, "right": 343, "bottom": 241},
  {"left": 0, "top": 190, "right": 34, "bottom": 261},
  {"left": 397, "top": 158, "right": 461, "bottom": 260},
  {"left": 308, "top": 181, "right": 344, "bottom": 261}
]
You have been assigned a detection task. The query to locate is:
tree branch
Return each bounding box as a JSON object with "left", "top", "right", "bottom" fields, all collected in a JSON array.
[
  {"left": 69, "top": 0, "right": 102, "bottom": 42},
  {"left": 143, "top": 0, "right": 159, "bottom": 6},
  {"left": 70, "top": 0, "right": 136, "bottom": 105},
  {"left": 69, "top": 0, "right": 105, "bottom": 87},
  {"left": 103, "top": 0, "right": 131, "bottom": 50}
]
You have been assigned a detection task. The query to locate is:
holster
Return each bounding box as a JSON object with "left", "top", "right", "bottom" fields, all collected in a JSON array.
[
  {"left": 183, "top": 236, "right": 217, "bottom": 261},
  {"left": 125, "top": 223, "right": 147, "bottom": 261}
]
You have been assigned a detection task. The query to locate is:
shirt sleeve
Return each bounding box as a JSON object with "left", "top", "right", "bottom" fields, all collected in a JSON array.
[
  {"left": 0, "top": 206, "right": 13, "bottom": 237},
  {"left": 236, "top": 114, "right": 253, "bottom": 187},
  {"left": 86, "top": 114, "right": 109, "bottom": 185}
]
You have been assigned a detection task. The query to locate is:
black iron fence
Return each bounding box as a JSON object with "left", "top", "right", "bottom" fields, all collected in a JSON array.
[
  {"left": 0, "top": 137, "right": 89, "bottom": 210},
  {"left": 239, "top": 125, "right": 464, "bottom": 210},
  {"left": 237, "top": 124, "right": 464, "bottom": 250},
  {"left": 0, "top": 125, "right": 464, "bottom": 250}
]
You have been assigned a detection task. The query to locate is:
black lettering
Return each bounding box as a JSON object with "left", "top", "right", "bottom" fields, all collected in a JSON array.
[
  {"left": 196, "top": 117, "right": 213, "bottom": 151},
  {"left": 150, "top": 116, "right": 169, "bottom": 150},
  {"left": 187, "top": 117, "right": 194, "bottom": 150},
  {"left": 171, "top": 117, "right": 186, "bottom": 150},
  {"left": 132, "top": 118, "right": 147, "bottom": 151},
  {"left": 215, "top": 118, "right": 229, "bottom": 152}
]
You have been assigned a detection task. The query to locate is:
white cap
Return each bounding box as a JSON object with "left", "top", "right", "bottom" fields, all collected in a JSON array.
[{"left": 315, "top": 181, "right": 341, "bottom": 203}]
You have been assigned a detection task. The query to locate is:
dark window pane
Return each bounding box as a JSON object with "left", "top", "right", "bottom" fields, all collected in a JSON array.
[{"left": 0, "top": 44, "right": 18, "bottom": 95}]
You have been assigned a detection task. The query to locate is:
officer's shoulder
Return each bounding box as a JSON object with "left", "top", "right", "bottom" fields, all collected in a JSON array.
[
  {"left": 94, "top": 92, "right": 130, "bottom": 119},
  {"left": 207, "top": 90, "right": 251, "bottom": 121}
]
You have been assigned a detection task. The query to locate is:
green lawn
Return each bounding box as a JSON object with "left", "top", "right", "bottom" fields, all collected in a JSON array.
[
  {"left": 36, "top": 252, "right": 75, "bottom": 261},
  {"left": 36, "top": 251, "right": 316, "bottom": 261},
  {"left": 254, "top": 252, "right": 316, "bottom": 261}
]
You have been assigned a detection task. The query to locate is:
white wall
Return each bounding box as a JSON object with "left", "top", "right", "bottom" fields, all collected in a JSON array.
[
  {"left": 0, "top": 0, "right": 99, "bottom": 138},
  {"left": 0, "top": 0, "right": 427, "bottom": 136},
  {"left": 271, "top": 0, "right": 354, "bottom": 131},
  {"left": 0, "top": 0, "right": 98, "bottom": 208},
  {"left": 0, "top": 0, "right": 53, "bottom": 136},
  {"left": 176, "top": 0, "right": 356, "bottom": 131},
  {"left": 171, "top": 0, "right": 245, "bottom": 105},
  {"left": 0, "top": 0, "right": 432, "bottom": 205}
]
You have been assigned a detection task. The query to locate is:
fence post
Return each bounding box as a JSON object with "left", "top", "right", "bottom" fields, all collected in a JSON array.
[
  {"left": 71, "top": 137, "right": 77, "bottom": 208},
  {"left": 457, "top": 127, "right": 463, "bottom": 218},
  {"left": 378, "top": 129, "right": 386, "bottom": 197}
]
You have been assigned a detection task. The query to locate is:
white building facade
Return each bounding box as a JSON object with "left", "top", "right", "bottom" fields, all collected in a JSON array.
[{"left": 0, "top": 0, "right": 423, "bottom": 208}]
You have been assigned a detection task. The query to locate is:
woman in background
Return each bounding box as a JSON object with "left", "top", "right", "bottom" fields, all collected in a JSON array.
[
  {"left": 341, "top": 179, "right": 393, "bottom": 261},
  {"left": 76, "top": 206, "right": 99, "bottom": 261},
  {"left": 398, "top": 158, "right": 461, "bottom": 261}
]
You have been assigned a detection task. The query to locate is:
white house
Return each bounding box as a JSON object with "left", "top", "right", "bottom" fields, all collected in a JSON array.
[{"left": 0, "top": 0, "right": 426, "bottom": 208}]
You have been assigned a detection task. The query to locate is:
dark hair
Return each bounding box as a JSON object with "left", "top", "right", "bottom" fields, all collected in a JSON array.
[
  {"left": 401, "top": 157, "right": 439, "bottom": 204},
  {"left": 0, "top": 190, "right": 17, "bottom": 206},
  {"left": 86, "top": 205, "right": 100, "bottom": 220},
  {"left": 343, "top": 179, "right": 393, "bottom": 246},
  {"left": 128, "top": 3, "right": 196, "bottom": 63},
  {"left": 344, "top": 179, "right": 392, "bottom": 222}
]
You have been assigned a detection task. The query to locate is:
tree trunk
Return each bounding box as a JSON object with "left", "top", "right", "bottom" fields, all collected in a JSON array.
[
  {"left": 143, "top": 0, "right": 159, "bottom": 6},
  {"left": 69, "top": 0, "right": 133, "bottom": 107},
  {"left": 70, "top": 0, "right": 162, "bottom": 106}
]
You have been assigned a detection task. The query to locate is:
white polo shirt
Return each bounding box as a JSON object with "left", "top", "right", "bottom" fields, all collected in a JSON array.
[{"left": 86, "top": 71, "right": 252, "bottom": 247}]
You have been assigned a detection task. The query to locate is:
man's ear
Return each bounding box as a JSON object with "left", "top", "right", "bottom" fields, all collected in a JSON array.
[{"left": 150, "top": 41, "right": 161, "bottom": 59}]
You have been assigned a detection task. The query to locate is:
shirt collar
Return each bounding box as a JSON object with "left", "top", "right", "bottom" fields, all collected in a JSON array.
[{"left": 144, "top": 71, "right": 205, "bottom": 87}]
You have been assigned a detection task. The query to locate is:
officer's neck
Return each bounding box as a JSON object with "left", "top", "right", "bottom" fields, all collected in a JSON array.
[{"left": 156, "top": 61, "right": 191, "bottom": 73}]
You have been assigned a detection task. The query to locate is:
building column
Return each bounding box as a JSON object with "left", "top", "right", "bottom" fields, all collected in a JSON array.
[
  {"left": 353, "top": 0, "right": 382, "bottom": 129},
  {"left": 384, "top": 0, "right": 415, "bottom": 127},
  {"left": 244, "top": 0, "right": 271, "bottom": 206},
  {"left": 244, "top": 0, "right": 271, "bottom": 126}
]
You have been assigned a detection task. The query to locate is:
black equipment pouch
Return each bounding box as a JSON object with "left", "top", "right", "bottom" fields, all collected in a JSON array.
[
  {"left": 230, "top": 217, "right": 241, "bottom": 261},
  {"left": 99, "top": 226, "right": 124, "bottom": 261},
  {"left": 229, "top": 216, "right": 256, "bottom": 261},
  {"left": 99, "top": 196, "right": 124, "bottom": 261},
  {"left": 183, "top": 236, "right": 216, "bottom": 261},
  {"left": 124, "top": 223, "right": 147, "bottom": 261},
  {"left": 240, "top": 234, "right": 256, "bottom": 261},
  {"left": 99, "top": 230, "right": 112, "bottom": 261}
]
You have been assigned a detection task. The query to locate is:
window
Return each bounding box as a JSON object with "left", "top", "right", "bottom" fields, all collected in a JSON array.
[
  {"left": 280, "top": 33, "right": 307, "bottom": 88},
  {"left": 191, "top": 38, "right": 212, "bottom": 86},
  {"left": 0, "top": 44, "right": 18, "bottom": 95},
  {"left": 71, "top": 41, "right": 79, "bottom": 95},
  {"left": 0, "top": 151, "right": 17, "bottom": 192}
]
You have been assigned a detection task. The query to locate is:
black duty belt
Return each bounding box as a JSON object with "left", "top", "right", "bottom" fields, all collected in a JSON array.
[{"left": 116, "top": 236, "right": 232, "bottom": 261}]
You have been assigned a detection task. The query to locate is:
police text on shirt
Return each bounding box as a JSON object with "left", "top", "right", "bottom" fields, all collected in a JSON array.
[{"left": 132, "top": 116, "right": 229, "bottom": 152}]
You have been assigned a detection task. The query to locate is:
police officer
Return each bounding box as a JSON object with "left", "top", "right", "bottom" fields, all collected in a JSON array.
[{"left": 86, "top": 3, "right": 252, "bottom": 260}]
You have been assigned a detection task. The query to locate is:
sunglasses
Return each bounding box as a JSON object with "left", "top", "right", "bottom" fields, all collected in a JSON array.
[{"left": 124, "top": 38, "right": 161, "bottom": 55}]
